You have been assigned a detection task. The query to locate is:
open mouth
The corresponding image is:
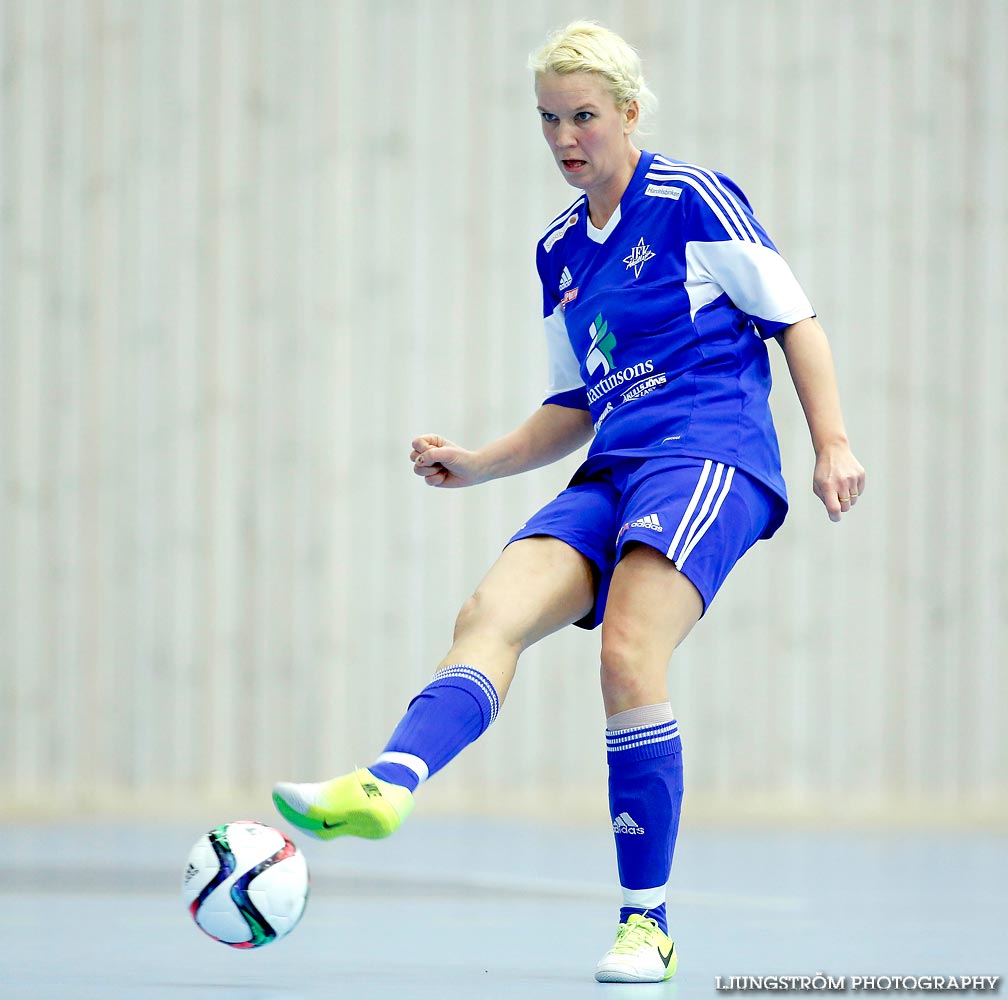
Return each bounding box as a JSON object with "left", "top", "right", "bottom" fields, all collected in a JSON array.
[{"left": 562, "top": 159, "right": 587, "bottom": 171}]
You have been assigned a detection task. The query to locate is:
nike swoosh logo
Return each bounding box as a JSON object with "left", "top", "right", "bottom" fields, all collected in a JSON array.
[
  {"left": 322, "top": 819, "right": 348, "bottom": 829},
  {"left": 659, "top": 943, "right": 674, "bottom": 968}
]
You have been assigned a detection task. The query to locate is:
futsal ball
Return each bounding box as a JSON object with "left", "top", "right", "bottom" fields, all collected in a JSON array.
[{"left": 182, "top": 821, "right": 309, "bottom": 948}]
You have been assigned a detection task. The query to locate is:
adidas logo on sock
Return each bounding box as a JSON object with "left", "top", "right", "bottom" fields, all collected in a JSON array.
[
  {"left": 627, "top": 513, "right": 663, "bottom": 532},
  {"left": 613, "top": 811, "right": 645, "bottom": 835}
]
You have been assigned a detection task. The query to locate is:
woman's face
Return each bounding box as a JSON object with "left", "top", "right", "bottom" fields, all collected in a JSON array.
[{"left": 535, "top": 71, "right": 638, "bottom": 196}]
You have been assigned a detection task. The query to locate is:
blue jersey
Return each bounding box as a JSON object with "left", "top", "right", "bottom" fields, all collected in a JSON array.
[{"left": 537, "top": 150, "right": 813, "bottom": 530}]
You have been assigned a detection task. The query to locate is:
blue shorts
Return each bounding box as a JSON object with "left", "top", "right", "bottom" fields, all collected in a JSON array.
[{"left": 508, "top": 455, "right": 784, "bottom": 629}]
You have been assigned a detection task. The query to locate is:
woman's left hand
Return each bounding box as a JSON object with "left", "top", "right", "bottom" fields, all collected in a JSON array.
[{"left": 812, "top": 441, "right": 865, "bottom": 522}]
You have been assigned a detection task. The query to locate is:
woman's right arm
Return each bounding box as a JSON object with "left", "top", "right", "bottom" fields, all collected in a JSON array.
[{"left": 411, "top": 404, "right": 593, "bottom": 489}]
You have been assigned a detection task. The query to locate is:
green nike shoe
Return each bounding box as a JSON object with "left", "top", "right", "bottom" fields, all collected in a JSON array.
[
  {"left": 272, "top": 768, "right": 415, "bottom": 841},
  {"left": 595, "top": 913, "right": 678, "bottom": 983}
]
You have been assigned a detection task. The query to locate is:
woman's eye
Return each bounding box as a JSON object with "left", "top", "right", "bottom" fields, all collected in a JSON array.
[
  {"left": 541, "top": 112, "right": 558, "bottom": 123},
  {"left": 575, "top": 112, "right": 593, "bottom": 122}
]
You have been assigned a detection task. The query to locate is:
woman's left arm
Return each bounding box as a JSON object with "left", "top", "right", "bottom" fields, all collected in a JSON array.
[{"left": 777, "top": 316, "right": 866, "bottom": 523}]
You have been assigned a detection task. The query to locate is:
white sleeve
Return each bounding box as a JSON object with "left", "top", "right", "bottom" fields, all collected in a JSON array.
[
  {"left": 543, "top": 304, "right": 584, "bottom": 396},
  {"left": 684, "top": 239, "right": 814, "bottom": 325}
]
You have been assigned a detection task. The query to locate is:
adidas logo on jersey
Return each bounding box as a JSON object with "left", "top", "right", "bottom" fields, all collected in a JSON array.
[
  {"left": 627, "top": 513, "right": 663, "bottom": 532},
  {"left": 559, "top": 266, "right": 573, "bottom": 291},
  {"left": 613, "top": 812, "right": 645, "bottom": 835}
]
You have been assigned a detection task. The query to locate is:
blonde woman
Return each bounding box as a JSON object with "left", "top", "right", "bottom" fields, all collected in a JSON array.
[{"left": 274, "top": 21, "right": 864, "bottom": 983}]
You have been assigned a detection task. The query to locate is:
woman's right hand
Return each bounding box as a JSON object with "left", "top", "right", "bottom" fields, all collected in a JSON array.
[
  {"left": 410, "top": 405, "right": 593, "bottom": 489},
  {"left": 410, "top": 434, "right": 486, "bottom": 488}
]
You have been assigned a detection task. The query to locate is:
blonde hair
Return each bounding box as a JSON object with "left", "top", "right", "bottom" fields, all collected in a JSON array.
[{"left": 529, "top": 21, "right": 658, "bottom": 128}]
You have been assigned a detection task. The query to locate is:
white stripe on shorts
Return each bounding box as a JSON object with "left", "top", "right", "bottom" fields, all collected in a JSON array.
[
  {"left": 668, "top": 462, "right": 736, "bottom": 570},
  {"left": 666, "top": 460, "right": 713, "bottom": 559}
]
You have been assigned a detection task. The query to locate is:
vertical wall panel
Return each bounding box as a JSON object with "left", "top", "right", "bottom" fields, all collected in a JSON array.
[
  {"left": 8, "top": 1, "right": 44, "bottom": 791},
  {"left": 0, "top": 0, "right": 1004, "bottom": 823},
  {"left": 0, "top": 0, "right": 12, "bottom": 785},
  {"left": 974, "top": 0, "right": 1007, "bottom": 802}
]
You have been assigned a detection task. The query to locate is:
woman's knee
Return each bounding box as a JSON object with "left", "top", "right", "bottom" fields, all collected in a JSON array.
[
  {"left": 452, "top": 588, "right": 521, "bottom": 653},
  {"left": 453, "top": 540, "right": 592, "bottom": 652},
  {"left": 599, "top": 622, "right": 665, "bottom": 708},
  {"left": 453, "top": 591, "right": 484, "bottom": 641},
  {"left": 600, "top": 625, "right": 637, "bottom": 689}
]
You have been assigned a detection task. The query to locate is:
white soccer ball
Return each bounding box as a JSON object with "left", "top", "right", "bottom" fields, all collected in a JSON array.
[{"left": 182, "top": 820, "right": 309, "bottom": 948}]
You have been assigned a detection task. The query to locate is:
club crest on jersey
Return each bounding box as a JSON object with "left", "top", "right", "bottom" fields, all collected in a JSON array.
[
  {"left": 586, "top": 313, "right": 617, "bottom": 376},
  {"left": 623, "top": 236, "right": 656, "bottom": 279}
]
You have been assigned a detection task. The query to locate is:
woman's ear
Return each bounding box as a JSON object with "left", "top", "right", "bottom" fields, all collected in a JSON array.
[{"left": 624, "top": 100, "right": 640, "bottom": 135}]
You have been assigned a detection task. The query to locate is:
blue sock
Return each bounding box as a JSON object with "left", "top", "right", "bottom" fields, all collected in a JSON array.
[
  {"left": 368, "top": 665, "right": 500, "bottom": 792},
  {"left": 606, "top": 703, "right": 683, "bottom": 936}
]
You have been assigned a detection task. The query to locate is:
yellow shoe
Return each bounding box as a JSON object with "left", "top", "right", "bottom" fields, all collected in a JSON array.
[
  {"left": 595, "top": 913, "right": 678, "bottom": 983},
  {"left": 272, "top": 768, "right": 414, "bottom": 841}
]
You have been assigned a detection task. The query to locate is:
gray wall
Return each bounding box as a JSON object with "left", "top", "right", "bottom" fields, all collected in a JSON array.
[{"left": 2, "top": 0, "right": 1005, "bottom": 824}]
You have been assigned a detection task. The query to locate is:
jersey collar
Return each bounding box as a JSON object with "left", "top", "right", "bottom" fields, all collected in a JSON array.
[{"left": 584, "top": 150, "right": 655, "bottom": 245}]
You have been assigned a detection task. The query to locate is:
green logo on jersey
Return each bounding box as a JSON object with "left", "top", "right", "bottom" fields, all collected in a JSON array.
[{"left": 586, "top": 313, "right": 617, "bottom": 376}]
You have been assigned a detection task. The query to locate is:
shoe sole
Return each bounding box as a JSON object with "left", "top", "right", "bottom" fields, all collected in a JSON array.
[{"left": 595, "top": 967, "right": 676, "bottom": 983}]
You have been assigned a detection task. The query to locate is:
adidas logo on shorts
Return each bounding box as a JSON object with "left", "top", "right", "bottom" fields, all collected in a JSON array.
[
  {"left": 627, "top": 513, "right": 663, "bottom": 532},
  {"left": 613, "top": 812, "right": 645, "bottom": 835}
]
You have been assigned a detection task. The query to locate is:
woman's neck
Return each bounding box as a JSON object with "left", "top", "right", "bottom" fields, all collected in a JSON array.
[{"left": 587, "top": 146, "right": 641, "bottom": 229}]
